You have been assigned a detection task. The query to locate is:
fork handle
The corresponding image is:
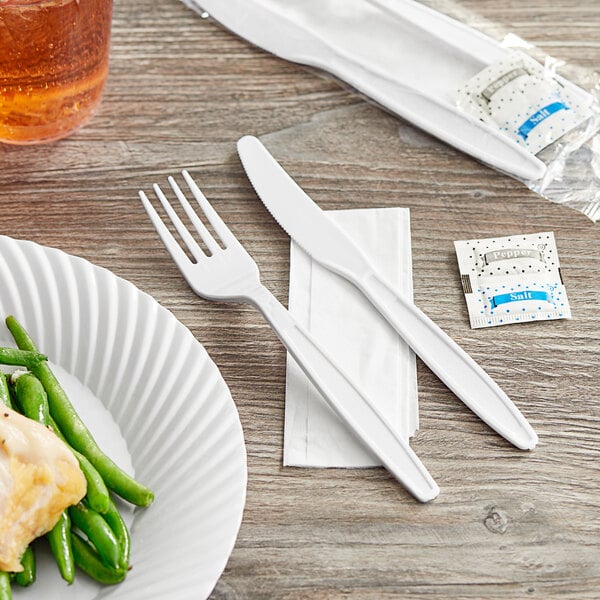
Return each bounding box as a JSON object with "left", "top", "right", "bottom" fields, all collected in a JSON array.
[{"left": 245, "top": 284, "right": 439, "bottom": 503}]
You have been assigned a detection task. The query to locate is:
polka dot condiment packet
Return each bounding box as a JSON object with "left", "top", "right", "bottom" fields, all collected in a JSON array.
[
  {"left": 454, "top": 231, "right": 571, "bottom": 328},
  {"left": 457, "top": 51, "right": 594, "bottom": 156}
]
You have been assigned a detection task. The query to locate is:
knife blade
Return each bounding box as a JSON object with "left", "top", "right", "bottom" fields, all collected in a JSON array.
[{"left": 237, "top": 135, "right": 538, "bottom": 451}]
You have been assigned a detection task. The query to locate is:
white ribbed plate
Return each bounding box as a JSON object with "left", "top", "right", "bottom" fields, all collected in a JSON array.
[{"left": 0, "top": 235, "right": 247, "bottom": 599}]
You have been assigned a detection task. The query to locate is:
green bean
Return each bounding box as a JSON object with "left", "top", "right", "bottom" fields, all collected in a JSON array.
[
  {"left": 0, "top": 572, "right": 11, "bottom": 600},
  {"left": 73, "top": 454, "right": 110, "bottom": 515},
  {"left": 13, "top": 372, "right": 49, "bottom": 425},
  {"left": 69, "top": 503, "right": 120, "bottom": 569},
  {"left": 0, "top": 347, "right": 46, "bottom": 369},
  {"left": 102, "top": 499, "right": 131, "bottom": 570},
  {"left": 71, "top": 532, "right": 126, "bottom": 585},
  {"left": 6, "top": 316, "right": 154, "bottom": 507},
  {"left": 0, "top": 373, "right": 12, "bottom": 409},
  {"left": 13, "top": 546, "right": 35, "bottom": 587},
  {"left": 6, "top": 382, "right": 18, "bottom": 413},
  {"left": 46, "top": 512, "right": 75, "bottom": 584}
]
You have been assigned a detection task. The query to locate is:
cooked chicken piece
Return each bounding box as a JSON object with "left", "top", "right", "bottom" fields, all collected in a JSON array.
[{"left": 0, "top": 407, "right": 86, "bottom": 572}]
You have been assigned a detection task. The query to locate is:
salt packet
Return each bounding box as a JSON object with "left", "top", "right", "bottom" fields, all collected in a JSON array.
[{"left": 454, "top": 231, "right": 571, "bottom": 329}]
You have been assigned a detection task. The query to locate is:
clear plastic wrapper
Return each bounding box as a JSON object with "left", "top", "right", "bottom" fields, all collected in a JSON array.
[
  {"left": 456, "top": 42, "right": 600, "bottom": 222},
  {"left": 412, "top": 1, "right": 600, "bottom": 221}
]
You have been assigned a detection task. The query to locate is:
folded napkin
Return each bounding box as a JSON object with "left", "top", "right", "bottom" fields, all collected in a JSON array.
[{"left": 284, "top": 208, "right": 418, "bottom": 468}]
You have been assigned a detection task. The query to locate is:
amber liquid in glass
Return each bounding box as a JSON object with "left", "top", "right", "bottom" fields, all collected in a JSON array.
[{"left": 0, "top": 0, "right": 112, "bottom": 144}]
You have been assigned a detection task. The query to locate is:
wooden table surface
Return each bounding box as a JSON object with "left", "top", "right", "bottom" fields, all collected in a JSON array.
[{"left": 2, "top": 0, "right": 599, "bottom": 598}]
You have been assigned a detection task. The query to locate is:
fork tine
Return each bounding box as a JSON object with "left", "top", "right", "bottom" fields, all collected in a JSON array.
[
  {"left": 182, "top": 170, "right": 239, "bottom": 248},
  {"left": 139, "top": 190, "right": 192, "bottom": 268},
  {"left": 151, "top": 182, "right": 206, "bottom": 263},
  {"left": 167, "top": 176, "right": 222, "bottom": 256}
]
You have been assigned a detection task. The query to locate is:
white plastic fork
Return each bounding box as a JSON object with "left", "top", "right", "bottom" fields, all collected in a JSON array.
[{"left": 139, "top": 171, "right": 440, "bottom": 502}]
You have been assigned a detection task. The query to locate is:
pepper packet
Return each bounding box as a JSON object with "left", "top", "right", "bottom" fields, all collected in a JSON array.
[{"left": 454, "top": 231, "right": 571, "bottom": 328}]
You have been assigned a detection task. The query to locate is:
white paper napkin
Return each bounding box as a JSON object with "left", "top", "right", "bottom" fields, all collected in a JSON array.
[{"left": 283, "top": 208, "right": 418, "bottom": 468}]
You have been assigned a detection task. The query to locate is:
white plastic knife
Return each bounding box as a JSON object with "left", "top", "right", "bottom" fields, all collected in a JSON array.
[{"left": 237, "top": 135, "right": 538, "bottom": 451}]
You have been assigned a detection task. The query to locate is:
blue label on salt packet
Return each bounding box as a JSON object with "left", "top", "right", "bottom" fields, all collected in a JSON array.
[
  {"left": 490, "top": 290, "right": 550, "bottom": 308},
  {"left": 517, "top": 101, "right": 569, "bottom": 140}
]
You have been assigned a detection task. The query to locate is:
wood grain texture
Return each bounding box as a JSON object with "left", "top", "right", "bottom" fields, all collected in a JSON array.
[{"left": 1, "top": 0, "right": 599, "bottom": 598}]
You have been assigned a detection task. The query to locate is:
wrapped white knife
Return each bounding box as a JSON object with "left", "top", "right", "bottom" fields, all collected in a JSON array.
[
  {"left": 237, "top": 135, "right": 538, "bottom": 451},
  {"left": 184, "top": 0, "right": 562, "bottom": 180}
]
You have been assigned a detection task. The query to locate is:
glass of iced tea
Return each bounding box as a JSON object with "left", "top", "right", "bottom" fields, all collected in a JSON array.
[{"left": 0, "top": 0, "right": 113, "bottom": 144}]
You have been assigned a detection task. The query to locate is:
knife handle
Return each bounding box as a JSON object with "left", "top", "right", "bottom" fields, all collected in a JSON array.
[
  {"left": 246, "top": 284, "right": 439, "bottom": 503},
  {"left": 359, "top": 272, "right": 538, "bottom": 450}
]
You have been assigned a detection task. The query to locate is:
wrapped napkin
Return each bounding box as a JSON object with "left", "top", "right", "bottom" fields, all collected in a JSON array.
[{"left": 284, "top": 208, "right": 418, "bottom": 468}]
